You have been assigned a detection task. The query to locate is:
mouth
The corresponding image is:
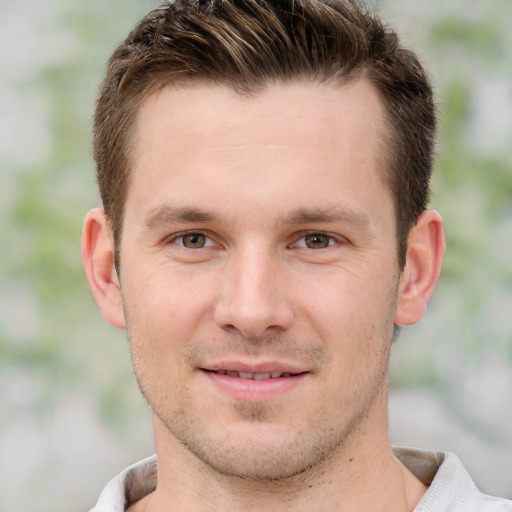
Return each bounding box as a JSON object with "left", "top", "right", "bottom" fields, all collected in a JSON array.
[
  {"left": 202, "top": 369, "right": 301, "bottom": 380},
  {"left": 200, "top": 364, "right": 309, "bottom": 401}
]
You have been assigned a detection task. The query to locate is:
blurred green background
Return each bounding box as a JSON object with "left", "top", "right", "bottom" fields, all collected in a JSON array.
[{"left": 0, "top": 0, "right": 510, "bottom": 510}]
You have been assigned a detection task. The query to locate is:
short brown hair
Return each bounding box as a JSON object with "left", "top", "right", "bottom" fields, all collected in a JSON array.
[{"left": 93, "top": 0, "right": 436, "bottom": 268}]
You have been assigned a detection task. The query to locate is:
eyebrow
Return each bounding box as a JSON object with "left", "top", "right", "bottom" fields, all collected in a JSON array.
[
  {"left": 144, "top": 204, "right": 372, "bottom": 231},
  {"left": 144, "top": 206, "right": 221, "bottom": 229},
  {"left": 282, "top": 207, "right": 371, "bottom": 230}
]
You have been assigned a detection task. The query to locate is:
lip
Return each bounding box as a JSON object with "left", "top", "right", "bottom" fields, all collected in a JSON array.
[
  {"left": 200, "top": 360, "right": 310, "bottom": 401},
  {"left": 204, "top": 360, "right": 308, "bottom": 374}
]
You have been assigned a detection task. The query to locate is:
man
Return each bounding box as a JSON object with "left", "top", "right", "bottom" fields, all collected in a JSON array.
[{"left": 82, "top": 0, "right": 511, "bottom": 510}]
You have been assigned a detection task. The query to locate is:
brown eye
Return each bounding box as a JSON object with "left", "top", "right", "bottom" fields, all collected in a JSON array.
[
  {"left": 181, "top": 233, "right": 207, "bottom": 248},
  {"left": 304, "top": 233, "right": 332, "bottom": 249}
]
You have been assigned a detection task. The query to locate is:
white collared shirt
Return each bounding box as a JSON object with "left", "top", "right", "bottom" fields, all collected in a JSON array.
[{"left": 89, "top": 447, "right": 512, "bottom": 511}]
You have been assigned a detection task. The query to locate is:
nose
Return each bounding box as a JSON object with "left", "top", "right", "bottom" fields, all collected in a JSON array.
[{"left": 213, "top": 248, "right": 294, "bottom": 339}]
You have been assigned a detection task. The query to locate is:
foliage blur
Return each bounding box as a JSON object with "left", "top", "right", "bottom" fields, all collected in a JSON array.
[{"left": 0, "top": 0, "right": 510, "bottom": 510}]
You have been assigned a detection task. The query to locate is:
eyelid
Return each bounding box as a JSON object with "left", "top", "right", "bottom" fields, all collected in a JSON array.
[
  {"left": 289, "top": 230, "right": 347, "bottom": 249},
  {"left": 164, "top": 230, "right": 217, "bottom": 248}
]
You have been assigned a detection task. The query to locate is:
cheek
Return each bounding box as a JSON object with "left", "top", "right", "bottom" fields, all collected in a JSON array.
[
  {"left": 295, "top": 269, "right": 397, "bottom": 362},
  {"left": 126, "top": 310, "right": 192, "bottom": 413},
  {"left": 121, "top": 267, "right": 217, "bottom": 382},
  {"left": 297, "top": 266, "right": 395, "bottom": 324},
  {"left": 122, "top": 260, "right": 216, "bottom": 329}
]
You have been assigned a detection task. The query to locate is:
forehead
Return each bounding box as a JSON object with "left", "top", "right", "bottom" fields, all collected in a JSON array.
[
  {"left": 134, "top": 79, "right": 385, "bottom": 161},
  {"left": 127, "top": 80, "right": 391, "bottom": 228}
]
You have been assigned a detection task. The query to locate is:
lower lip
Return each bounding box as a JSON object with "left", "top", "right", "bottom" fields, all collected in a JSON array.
[{"left": 202, "top": 371, "right": 308, "bottom": 401}]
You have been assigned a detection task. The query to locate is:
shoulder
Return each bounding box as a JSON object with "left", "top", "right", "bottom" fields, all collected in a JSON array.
[
  {"left": 88, "top": 455, "right": 157, "bottom": 512},
  {"left": 394, "top": 447, "right": 512, "bottom": 512}
]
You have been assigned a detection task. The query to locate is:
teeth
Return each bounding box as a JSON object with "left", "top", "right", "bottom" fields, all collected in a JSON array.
[
  {"left": 214, "top": 370, "right": 292, "bottom": 379},
  {"left": 253, "top": 372, "right": 271, "bottom": 380}
]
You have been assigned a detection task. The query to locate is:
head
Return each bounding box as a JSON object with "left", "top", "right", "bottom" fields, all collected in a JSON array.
[
  {"left": 93, "top": 0, "right": 436, "bottom": 269},
  {"left": 83, "top": 0, "right": 445, "bottom": 486}
]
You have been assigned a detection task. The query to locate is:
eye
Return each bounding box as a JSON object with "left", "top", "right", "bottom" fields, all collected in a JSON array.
[
  {"left": 295, "top": 233, "right": 336, "bottom": 249},
  {"left": 173, "top": 232, "right": 214, "bottom": 249}
]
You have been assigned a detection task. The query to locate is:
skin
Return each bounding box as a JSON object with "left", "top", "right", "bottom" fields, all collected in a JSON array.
[{"left": 82, "top": 80, "right": 445, "bottom": 511}]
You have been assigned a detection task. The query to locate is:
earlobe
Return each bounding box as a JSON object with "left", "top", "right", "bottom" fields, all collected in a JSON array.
[
  {"left": 81, "top": 208, "right": 126, "bottom": 329},
  {"left": 394, "top": 210, "right": 445, "bottom": 326}
]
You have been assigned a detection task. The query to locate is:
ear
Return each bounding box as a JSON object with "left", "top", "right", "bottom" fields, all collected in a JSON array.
[
  {"left": 394, "top": 209, "right": 445, "bottom": 326},
  {"left": 81, "top": 208, "right": 126, "bottom": 329}
]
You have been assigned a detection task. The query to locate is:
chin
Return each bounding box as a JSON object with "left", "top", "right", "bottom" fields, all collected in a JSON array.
[
  {"left": 186, "top": 434, "right": 324, "bottom": 481},
  {"left": 162, "top": 413, "right": 344, "bottom": 482}
]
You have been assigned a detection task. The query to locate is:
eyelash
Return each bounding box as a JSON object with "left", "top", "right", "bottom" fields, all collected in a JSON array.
[
  {"left": 165, "top": 230, "right": 344, "bottom": 250},
  {"left": 289, "top": 231, "right": 343, "bottom": 250},
  {"left": 165, "top": 231, "right": 216, "bottom": 249}
]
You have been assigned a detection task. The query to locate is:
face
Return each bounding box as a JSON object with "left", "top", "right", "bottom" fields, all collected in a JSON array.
[{"left": 119, "top": 81, "right": 402, "bottom": 479}]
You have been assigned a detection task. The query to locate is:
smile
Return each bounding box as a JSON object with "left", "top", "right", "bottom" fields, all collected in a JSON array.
[
  {"left": 207, "top": 370, "right": 296, "bottom": 380},
  {"left": 201, "top": 367, "right": 308, "bottom": 401}
]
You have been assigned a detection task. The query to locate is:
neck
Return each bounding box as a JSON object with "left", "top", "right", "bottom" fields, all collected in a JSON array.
[{"left": 134, "top": 395, "right": 426, "bottom": 512}]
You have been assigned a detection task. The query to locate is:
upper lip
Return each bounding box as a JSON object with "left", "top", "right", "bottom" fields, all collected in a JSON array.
[{"left": 201, "top": 361, "right": 309, "bottom": 375}]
